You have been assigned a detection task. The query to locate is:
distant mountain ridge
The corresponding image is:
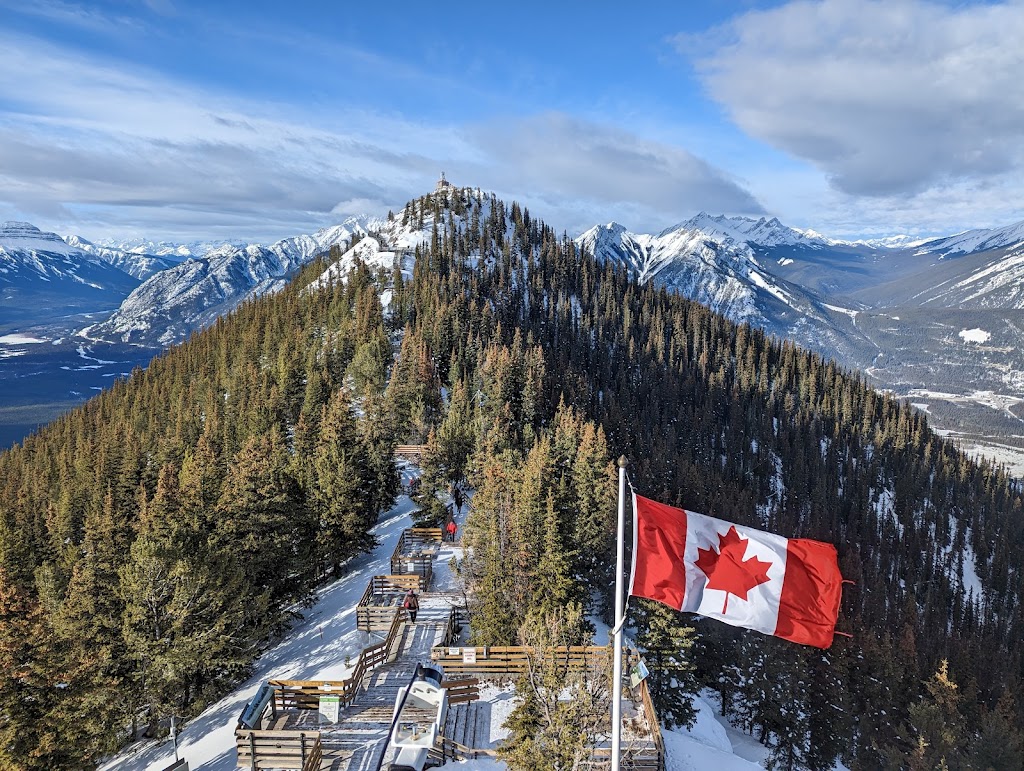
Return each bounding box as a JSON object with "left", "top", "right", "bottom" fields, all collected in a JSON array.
[
  {"left": 10, "top": 202, "right": 1024, "bottom": 470},
  {"left": 82, "top": 219, "right": 400, "bottom": 346},
  {"left": 578, "top": 211, "right": 1024, "bottom": 473},
  {"left": 0, "top": 222, "right": 156, "bottom": 328},
  {"left": 93, "top": 235, "right": 245, "bottom": 261}
]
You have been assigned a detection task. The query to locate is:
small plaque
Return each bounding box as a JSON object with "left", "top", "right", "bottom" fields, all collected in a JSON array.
[
  {"left": 462, "top": 647, "right": 477, "bottom": 664},
  {"left": 629, "top": 660, "right": 650, "bottom": 688},
  {"left": 447, "top": 647, "right": 461, "bottom": 656}
]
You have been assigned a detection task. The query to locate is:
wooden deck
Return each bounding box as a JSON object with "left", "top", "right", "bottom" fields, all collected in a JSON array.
[
  {"left": 236, "top": 524, "right": 663, "bottom": 770},
  {"left": 236, "top": 526, "right": 471, "bottom": 771}
]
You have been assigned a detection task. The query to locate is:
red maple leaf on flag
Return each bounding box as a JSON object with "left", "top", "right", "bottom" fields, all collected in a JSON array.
[{"left": 695, "top": 526, "right": 773, "bottom": 614}]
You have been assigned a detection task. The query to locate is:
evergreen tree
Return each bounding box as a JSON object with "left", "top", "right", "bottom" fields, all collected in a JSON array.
[
  {"left": 0, "top": 568, "right": 60, "bottom": 770},
  {"left": 311, "top": 390, "right": 377, "bottom": 572},
  {"left": 214, "top": 429, "right": 313, "bottom": 611},
  {"left": 499, "top": 605, "right": 607, "bottom": 771},
  {"left": 908, "top": 659, "right": 964, "bottom": 769},
  {"left": 633, "top": 599, "right": 697, "bottom": 728}
]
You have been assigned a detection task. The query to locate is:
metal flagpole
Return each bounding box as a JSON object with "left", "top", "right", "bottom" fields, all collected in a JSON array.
[{"left": 611, "top": 456, "right": 628, "bottom": 771}]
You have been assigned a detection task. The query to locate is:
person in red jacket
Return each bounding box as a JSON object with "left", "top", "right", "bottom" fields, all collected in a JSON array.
[
  {"left": 445, "top": 519, "right": 457, "bottom": 542},
  {"left": 403, "top": 589, "right": 419, "bottom": 622}
]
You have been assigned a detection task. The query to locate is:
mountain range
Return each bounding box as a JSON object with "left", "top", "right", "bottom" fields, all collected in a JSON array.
[{"left": 4, "top": 200, "right": 1024, "bottom": 468}]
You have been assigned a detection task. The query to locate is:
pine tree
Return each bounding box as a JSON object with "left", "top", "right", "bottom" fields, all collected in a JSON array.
[
  {"left": 0, "top": 569, "right": 61, "bottom": 770},
  {"left": 499, "top": 605, "right": 607, "bottom": 771},
  {"left": 48, "top": 490, "right": 134, "bottom": 760},
  {"left": 633, "top": 599, "right": 697, "bottom": 728},
  {"left": 908, "top": 659, "right": 965, "bottom": 769},
  {"left": 214, "top": 429, "right": 314, "bottom": 611},
  {"left": 311, "top": 390, "right": 376, "bottom": 572},
  {"left": 968, "top": 690, "right": 1024, "bottom": 770}
]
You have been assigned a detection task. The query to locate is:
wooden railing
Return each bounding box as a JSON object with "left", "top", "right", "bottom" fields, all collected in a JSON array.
[
  {"left": 271, "top": 607, "right": 405, "bottom": 711},
  {"left": 440, "top": 677, "right": 480, "bottom": 704},
  {"left": 234, "top": 730, "right": 321, "bottom": 770},
  {"left": 390, "top": 528, "right": 441, "bottom": 580},
  {"left": 637, "top": 675, "right": 665, "bottom": 768},
  {"left": 356, "top": 574, "right": 424, "bottom": 632},
  {"left": 430, "top": 735, "right": 499, "bottom": 764},
  {"left": 395, "top": 444, "right": 427, "bottom": 460},
  {"left": 429, "top": 645, "right": 664, "bottom": 770},
  {"left": 439, "top": 604, "right": 467, "bottom": 647},
  {"left": 430, "top": 645, "right": 613, "bottom": 677}
]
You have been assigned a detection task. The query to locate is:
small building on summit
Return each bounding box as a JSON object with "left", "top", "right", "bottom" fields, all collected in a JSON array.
[{"left": 435, "top": 172, "right": 453, "bottom": 192}]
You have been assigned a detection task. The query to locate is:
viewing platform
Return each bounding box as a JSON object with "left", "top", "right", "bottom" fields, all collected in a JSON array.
[{"left": 234, "top": 525, "right": 664, "bottom": 770}]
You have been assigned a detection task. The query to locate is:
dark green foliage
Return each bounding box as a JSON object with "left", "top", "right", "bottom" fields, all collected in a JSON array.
[
  {"left": 0, "top": 253, "right": 401, "bottom": 765},
  {"left": 2, "top": 186, "right": 1024, "bottom": 766},
  {"left": 633, "top": 599, "right": 697, "bottom": 729},
  {"left": 499, "top": 604, "right": 608, "bottom": 771},
  {"left": 392, "top": 190, "right": 1024, "bottom": 766}
]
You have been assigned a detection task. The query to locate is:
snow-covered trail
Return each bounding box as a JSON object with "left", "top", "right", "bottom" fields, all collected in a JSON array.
[
  {"left": 102, "top": 467, "right": 805, "bottom": 771},
  {"left": 102, "top": 488, "right": 417, "bottom": 771}
]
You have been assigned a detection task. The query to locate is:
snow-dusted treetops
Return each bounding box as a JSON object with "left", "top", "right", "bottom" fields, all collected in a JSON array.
[{"left": 1, "top": 187, "right": 1023, "bottom": 769}]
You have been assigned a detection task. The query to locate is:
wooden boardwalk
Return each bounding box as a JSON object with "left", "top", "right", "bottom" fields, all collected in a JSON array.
[{"left": 243, "top": 525, "right": 468, "bottom": 771}]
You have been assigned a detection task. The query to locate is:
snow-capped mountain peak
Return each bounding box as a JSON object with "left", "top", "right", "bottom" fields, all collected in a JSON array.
[
  {"left": 1, "top": 221, "right": 86, "bottom": 256},
  {"left": 0, "top": 221, "right": 145, "bottom": 299},
  {"left": 916, "top": 218, "right": 1024, "bottom": 256},
  {"left": 82, "top": 215, "right": 409, "bottom": 346},
  {"left": 667, "top": 212, "right": 834, "bottom": 249}
]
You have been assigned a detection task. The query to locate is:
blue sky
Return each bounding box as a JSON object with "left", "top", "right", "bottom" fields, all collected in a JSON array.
[{"left": 1, "top": 0, "right": 1022, "bottom": 243}]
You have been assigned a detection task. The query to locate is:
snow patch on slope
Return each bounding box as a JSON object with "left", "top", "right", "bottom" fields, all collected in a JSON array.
[{"left": 959, "top": 328, "right": 991, "bottom": 344}]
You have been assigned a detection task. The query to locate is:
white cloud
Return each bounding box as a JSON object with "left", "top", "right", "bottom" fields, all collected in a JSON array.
[
  {"left": 0, "top": 30, "right": 762, "bottom": 242},
  {"left": 467, "top": 113, "right": 764, "bottom": 227},
  {"left": 687, "top": 0, "right": 1024, "bottom": 199}
]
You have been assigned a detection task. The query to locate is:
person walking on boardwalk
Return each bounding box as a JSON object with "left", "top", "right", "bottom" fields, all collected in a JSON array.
[
  {"left": 403, "top": 589, "right": 419, "bottom": 622},
  {"left": 445, "top": 519, "right": 457, "bottom": 542},
  {"left": 451, "top": 484, "right": 464, "bottom": 515}
]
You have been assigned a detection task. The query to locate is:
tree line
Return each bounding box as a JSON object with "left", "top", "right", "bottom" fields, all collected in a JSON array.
[{"left": 0, "top": 185, "right": 1022, "bottom": 768}]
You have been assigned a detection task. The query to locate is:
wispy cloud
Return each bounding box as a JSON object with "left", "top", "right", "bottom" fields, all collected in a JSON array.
[
  {"left": 0, "top": 0, "right": 145, "bottom": 34},
  {"left": 0, "top": 30, "right": 761, "bottom": 241},
  {"left": 468, "top": 113, "right": 764, "bottom": 226}
]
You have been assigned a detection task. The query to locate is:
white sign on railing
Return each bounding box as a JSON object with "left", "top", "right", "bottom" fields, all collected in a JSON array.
[{"left": 462, "top": 647, "right": 477, "bottom": 664}]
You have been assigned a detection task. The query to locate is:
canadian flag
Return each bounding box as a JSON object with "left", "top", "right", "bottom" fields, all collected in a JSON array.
[{"left": 628, "top": 495, "right": 844, "bottom": 648}]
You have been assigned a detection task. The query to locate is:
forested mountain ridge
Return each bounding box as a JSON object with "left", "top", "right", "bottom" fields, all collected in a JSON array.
[
  {"left": 581, "top": 214, "right": 1024, "bottom": 476},
  {"left": 81, "top": 220, "right": 384, "bottom": 346},
  {"left": 379, "top": 188, "right": 1024, "bottom": 769},
  {"left": 0, "top": 186, "right": 1022, "bottom": 769}
]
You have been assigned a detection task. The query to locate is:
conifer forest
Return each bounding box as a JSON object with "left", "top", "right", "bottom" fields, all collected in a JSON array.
[{"left": 1, "top": 188, "right": 1023, "bottom": 770}]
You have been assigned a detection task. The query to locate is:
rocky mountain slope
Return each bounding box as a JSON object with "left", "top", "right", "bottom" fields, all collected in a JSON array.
[
  {"left": 82, "top": 219, "right": 413, "bottom": 346},
  {"left": 580, "top": 213, "right": 1024, "bottom": 472},
  {"left": 0, "top": 222, "right": 155, "bottom": 328}
]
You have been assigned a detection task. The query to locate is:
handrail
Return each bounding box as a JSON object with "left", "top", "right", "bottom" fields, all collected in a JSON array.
[{"left": 270, "top": 607, "right": 406, "bottom": 710}]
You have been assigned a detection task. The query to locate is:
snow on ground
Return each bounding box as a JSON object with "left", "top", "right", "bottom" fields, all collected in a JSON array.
[
  {"left": 0, "top": 333, "right": 46, "bottom": 344},
  {"left": 101, "top": 462, "right": 798, "bottom": 771},
  {"left": 100, "top": 492, "right": 417, "bottom": 771},
  {"left": 958, "top": 328, "right": 991, "bottom": 344},
  {"left": 663, "top": 694, "right": 765, "bottom": 770},
  {"left": 76, "top": 344, "right": 115, "bottom": 365},
  {"left": 822, "top": 303, "right": 859, "bottom": 322}
]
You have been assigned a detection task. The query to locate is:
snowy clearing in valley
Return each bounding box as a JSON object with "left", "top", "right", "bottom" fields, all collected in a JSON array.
[
  {"left": 0, "top": 333, "right": 46, "bottom": 344},
  {"left": 958, "top": 328, "right": 991, "bottom": 344}
]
